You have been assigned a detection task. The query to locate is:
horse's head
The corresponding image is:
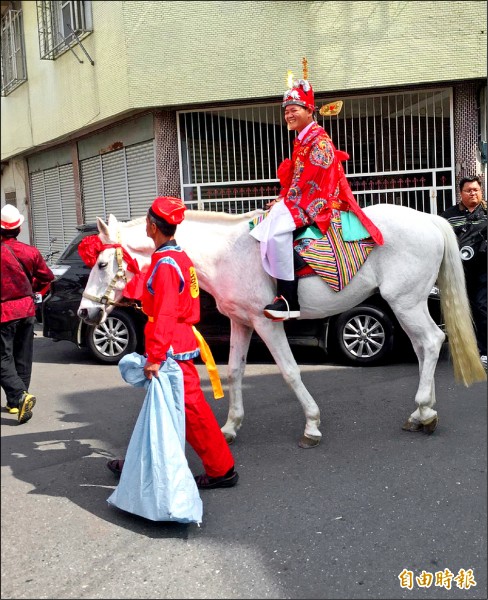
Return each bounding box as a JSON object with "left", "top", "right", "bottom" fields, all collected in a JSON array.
[{"left": 77, "top": 214, "right": 134, "bottom": 325}]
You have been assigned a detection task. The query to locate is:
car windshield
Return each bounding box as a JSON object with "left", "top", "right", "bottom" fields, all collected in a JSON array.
[{"left": 58, "top": 226, "right": 97, "bottom": 262}]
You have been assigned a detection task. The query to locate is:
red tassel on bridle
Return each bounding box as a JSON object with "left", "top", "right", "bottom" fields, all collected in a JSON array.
[{"left": 78, "top": 235, "right": 140, "bottom": 273}]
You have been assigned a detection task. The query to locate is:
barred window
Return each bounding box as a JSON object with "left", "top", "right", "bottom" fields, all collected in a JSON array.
[
  {"left": 1, "top": 1, "right": 27, "bottom": 96},
  {"left": 36, "top": 0, "right": 92, "bottom": 60},
  {"left": 178, "top": 89, "right": 454, "bottom": 215}
]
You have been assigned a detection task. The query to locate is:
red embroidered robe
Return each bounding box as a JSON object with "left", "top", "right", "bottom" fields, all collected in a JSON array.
[{"left": 278, "top": 122, "right": 384, "bottom": 245}]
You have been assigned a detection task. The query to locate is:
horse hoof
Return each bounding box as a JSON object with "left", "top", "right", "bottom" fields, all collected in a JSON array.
[
  {"left": 298, "top": 435, "right": 321, "bottom": 449},
  {"left": 402, "top": 416, "right": 439, "bottom": 434},
  {"left": 423, "top": 416, "right": 439, "bottom": 434},
  {"left": 401, "top": 419, "right": 423, "bottom": 432},
  {"left": 223, "top": 432, "right": 236, "bottom": 445}
]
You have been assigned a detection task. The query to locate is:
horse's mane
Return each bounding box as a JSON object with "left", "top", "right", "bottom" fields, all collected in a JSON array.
[
  {"left": 183, "top": 208, "right": 264, "bottom": 223},
  {"left": 121, "top": 215, "right": 145, "bottom": 229},
  {"left": 118, "top": 208, "right": 264, "bottom": 230}
]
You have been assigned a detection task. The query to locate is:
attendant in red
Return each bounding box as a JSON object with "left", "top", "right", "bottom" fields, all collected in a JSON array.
[
  {"left": 107, "top": 197, "right": 238, "bottom": 490},
  {"left": 1, "top": 205, "right": 54, "bottom": 424},
  {"left": 251, "top": 61, "right": 383, "bottom": 320}
]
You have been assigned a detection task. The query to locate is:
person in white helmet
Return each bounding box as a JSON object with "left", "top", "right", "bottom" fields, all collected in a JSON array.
[{"left": 1, "top": 205, "right": 54, "bottom": 423}]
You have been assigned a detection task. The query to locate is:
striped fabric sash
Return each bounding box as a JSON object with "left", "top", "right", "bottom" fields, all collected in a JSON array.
[{"left": 294, "top": 210, "right": 376, "bottom": 292}]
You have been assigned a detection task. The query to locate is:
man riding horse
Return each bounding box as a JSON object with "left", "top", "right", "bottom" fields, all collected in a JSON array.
[{"left": 251, "top": 58, "right": 383, "bottom": 320}]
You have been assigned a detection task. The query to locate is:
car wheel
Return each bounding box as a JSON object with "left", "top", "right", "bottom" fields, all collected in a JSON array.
[
  {"left": 86, "top": 310, "right": 138, "bottom": 364},
  {"left": 330, "top": 305, "right": 395, "bottom": 366}
]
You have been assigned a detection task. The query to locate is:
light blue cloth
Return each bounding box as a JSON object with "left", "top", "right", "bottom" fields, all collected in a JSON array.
[
  {"left": 294, "top": 224, "right": 323, "bottom": 242},
  {"left": 107, "top": 352, "right": 202, "bottom": 524},
  {"left": 340, "top": 211, "right": 371, "bottom": 241}
]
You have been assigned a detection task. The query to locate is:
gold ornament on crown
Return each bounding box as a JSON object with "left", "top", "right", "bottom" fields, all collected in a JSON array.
[{"left": 286, "top": 70, "right": 293, "bottom": 88}]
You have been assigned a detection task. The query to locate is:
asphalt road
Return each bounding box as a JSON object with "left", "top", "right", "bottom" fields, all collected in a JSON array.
[{"left": 1, "top": 330, "right": 486, "bottom": 600}]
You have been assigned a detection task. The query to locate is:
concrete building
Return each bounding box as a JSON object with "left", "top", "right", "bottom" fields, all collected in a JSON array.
[{"left": 1, "top": 0, "right": 486, "bottom": 253}]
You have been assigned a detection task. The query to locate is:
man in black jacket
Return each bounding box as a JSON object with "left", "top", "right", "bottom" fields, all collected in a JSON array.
[{"left": 441, "top": 176, "right": 487, "bottom": 368}]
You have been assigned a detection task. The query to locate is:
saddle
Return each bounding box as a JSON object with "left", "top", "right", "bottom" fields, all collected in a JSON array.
[
  {"left": 249, "top": 209, "right": 377, "bottom": 293},
  {"left": 293, "top": 210, "right": 376, "bottom": 291}
]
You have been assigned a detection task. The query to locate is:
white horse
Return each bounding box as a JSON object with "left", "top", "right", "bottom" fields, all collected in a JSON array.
[{"left": 77, "top": 204, "right": 486, "bottom": 448}]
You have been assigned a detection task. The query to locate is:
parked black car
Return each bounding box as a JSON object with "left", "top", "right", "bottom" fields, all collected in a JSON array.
[{"left": 41, "top": 224, "right": 443, "bottom": 366}]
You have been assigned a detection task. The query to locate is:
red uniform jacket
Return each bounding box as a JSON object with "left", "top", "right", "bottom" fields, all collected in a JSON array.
[
  {"left": 278, "top": 122, "right": 384, "bottom": 245},
  {"left": 140, "top": 242, "right": 201, "bottom": 365},
  {"left": 1, "top": 239, "right": 54, "bottom": 323}
]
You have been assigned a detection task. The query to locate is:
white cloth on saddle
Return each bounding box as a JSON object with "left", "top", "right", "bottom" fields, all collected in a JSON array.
[{"left": 249, "top": 200, "right": 296, "bottom": 281}]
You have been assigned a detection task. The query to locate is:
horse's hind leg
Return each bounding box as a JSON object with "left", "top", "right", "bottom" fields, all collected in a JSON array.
[
  {"left": 391, "top": 303, "right": 445, "bottom": 433},
  {"left": 254, "top": 319, "right": 322, "bottom": 448},
  {"left": 221, "top": 321, "right": 254, "bottom": 444}
]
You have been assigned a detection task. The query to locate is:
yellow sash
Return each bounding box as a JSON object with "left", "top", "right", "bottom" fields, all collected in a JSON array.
[
  {"left": 146, "top": 318, "right": 223, "bottom": 399},
  {"left": 192, "top": 326, "right": 224, "bottom": 400}
]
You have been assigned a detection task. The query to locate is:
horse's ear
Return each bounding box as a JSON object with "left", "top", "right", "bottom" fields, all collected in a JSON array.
[
  {"left": 107, "top": 214, "right": 118, "bottom": 227},
  {"left": 97, "top": 217, "right": 110, "bottom": 237}
]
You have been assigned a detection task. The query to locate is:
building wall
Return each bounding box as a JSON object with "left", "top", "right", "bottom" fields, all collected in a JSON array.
[
  {"left": 1, "top": 0, "right": 486, "bottom": 160},
  {"left": 1, "top": 0, "right": 131, "bottom": 160},
  {"left": 126, "top": 0, "right": 487, "bottom": 106},
  {"left": 0, "top": 158, "right": 30, "bottom": 243},
  {"left": 154, "top": 111, "right": 180, "bottom": 196},
  {"left": 453, "top": 82, "right": 486, "bottom": 196}
]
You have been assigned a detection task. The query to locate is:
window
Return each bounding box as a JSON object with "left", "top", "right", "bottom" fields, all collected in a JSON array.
[
  {"left": 1, "top": 2, "right": 27, "bottom": 96},
  {"left": 4, "top": 191, "right": 17, "bottom": 206},
  {"left": 36, "top": 0, "right": 92, "bottom": 60}
]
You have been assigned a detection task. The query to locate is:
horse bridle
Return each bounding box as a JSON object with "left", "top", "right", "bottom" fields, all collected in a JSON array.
[{"left": 82, "top": 245, "right": 129, "bottom": 307}]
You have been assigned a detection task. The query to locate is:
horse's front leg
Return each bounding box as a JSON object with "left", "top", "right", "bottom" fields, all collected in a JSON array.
[
  {"left": 221, "top": 320, "right": 253, "bottom": 444},
  {"left": 254, "top": 319, "right": 322, "bottom": 448}
]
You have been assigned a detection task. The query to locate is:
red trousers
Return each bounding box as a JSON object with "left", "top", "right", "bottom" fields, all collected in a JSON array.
[{"left": 179, "top": 360, "right": 235, "bottom": 478}]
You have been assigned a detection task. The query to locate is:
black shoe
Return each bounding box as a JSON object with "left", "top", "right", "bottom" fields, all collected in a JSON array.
[
  {"left": 107, "top": 458, "right": 124, "bottom": 477},
  {"left": 18, "top": 392, "right": 36, "bottom": 425},
  {"left": 194, "top": 467, "right": 239, "bottom": 489},
  {"left": 263, "top": 296, "right": 300, "bottom": 320}
]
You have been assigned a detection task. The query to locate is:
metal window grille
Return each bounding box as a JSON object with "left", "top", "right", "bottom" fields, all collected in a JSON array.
[
  {"left": 1, "top": 4, "right": 27, "bottom": 96},
  {"left": 177, "top": 88, "right": 454, "bottom": 215},
  {"left": 36, "top": 0, "right": 92, "bottom": 60}
]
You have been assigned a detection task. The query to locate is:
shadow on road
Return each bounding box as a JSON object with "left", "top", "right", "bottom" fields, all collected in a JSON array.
[{"left": 2, "top": 332, "right": 486, "bottom": 598}]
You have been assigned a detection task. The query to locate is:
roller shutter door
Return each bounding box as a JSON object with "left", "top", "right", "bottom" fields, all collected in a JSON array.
[
  {"left": 102, "top": 150, "right": 129, "bottom": 218},
  {"left": 80, "top": 156, "right": 103, "bottom": 223},
  {"left": 30, "top": 171, "right": 49, "bottom": 253},
  {"left": 29, "top": 165, "right": 77, "bottom": 259},
  {"left": 80, "top": 140, "right": 156, "bottom": 223},
  {"left": 126, "top": 142, "right": 157, "bottom": 218}
]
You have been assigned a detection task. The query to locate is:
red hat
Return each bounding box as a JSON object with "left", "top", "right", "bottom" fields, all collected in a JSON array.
[
  {"left": 149, "top": 196, "right": 186, "bottom": 225},
  {"left": 282, "top": 78, "right": 316, "bottom": 111},
  {"left": 282, "top": 58, "right": 316, "bottom": 111}
]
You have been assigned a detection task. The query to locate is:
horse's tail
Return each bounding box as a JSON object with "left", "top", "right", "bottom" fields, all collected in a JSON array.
[{"left": 432, "top": 214, "right": 486, "bottom": 386}]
